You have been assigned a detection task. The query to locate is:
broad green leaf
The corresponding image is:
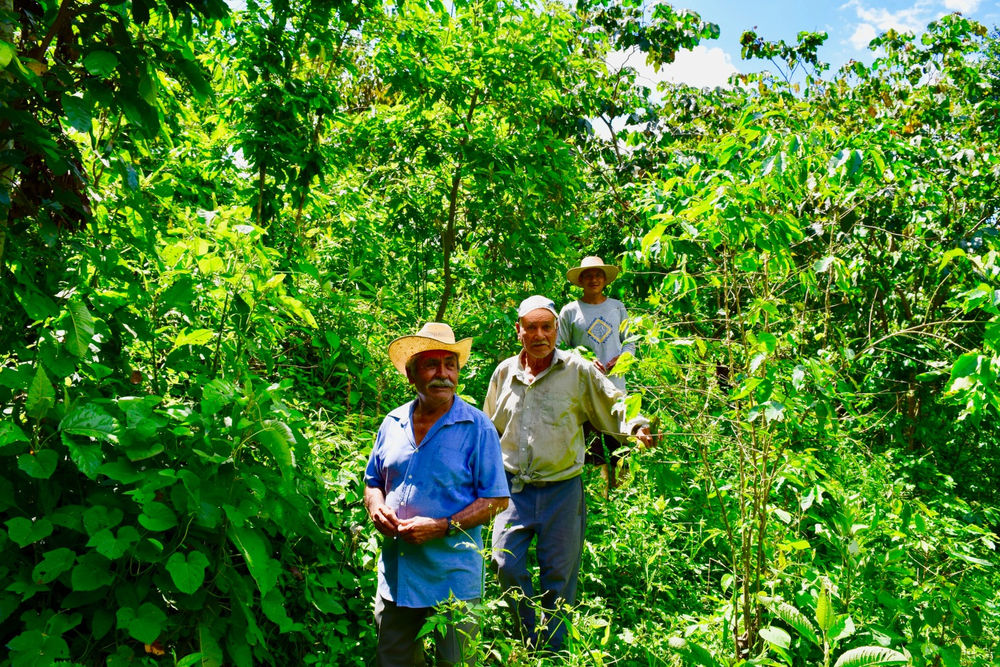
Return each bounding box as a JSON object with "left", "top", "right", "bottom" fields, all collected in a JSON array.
[
  {"left": 18, "top": 450, "right": 58, "bottom": 479},
  {"left": 764, "top": 401, "right": 785, "bottom": 422},
  {"left": 7, "top": 629, "right": 69, "bottom": 662},
  {"left": 117, "top": 603, "right": 167, "bottom": 644},
  {"left": 15, "top": 285, "right": 59, "bottom": 320},
  {"left": 87, "top": 526, "right": 140, "bottom": 559},
  {"left": 762, "top": 151, "right": 786, "bottom": 176},
  {"left": 61, "top": 403, "right": 120, "bottom": 443},
  {"left": 198, "top": 623, "right": 224, "bottom": 667},
  {"left": 70, "top": 552, "right": 114, "bottom": 591},
  {"left": 937, "top": 644, "right": 961, "bottom": 667},
  {"left": 950, "top": 352, "right": 981, "bottom": 380},
  {"left": 0, "top": 39, "right": 14, "bottom": 68},
  {"left": 0, "top": 421, "right": 29, "bottom": 447},
  {"left": 759, "top": 625, "right": 791, "bottom": 649},
  {"left": 770, "top": 506, "right": 793, "bottom": 524},
  {"left": 0, "top": 363, "right": 33, "bottom": 390},
  {"left": 814, "top": 256, "right": 835, "bottom": 274},
  {"left": 262, "top": 588, "right": 294, "bottom": 631},
  {"left": 172, "top": 328, "right": 216, "bottom": 349},
  {"left": 98, "top": 458, "right": 145, "bottom": 483},
  {"left": 816, "top": 587, "right": 835, "bottom": 633},
  {"left": 833, "top": 646, "right": 908, "bottom": 667},
  {"left": 829, "top": 614, "right": 856, "bottom": 642},
  {"left": 201, "top": 379, "right": 238, "bottom": 416},
  {"left": 117, "top": 396, "right": 166, "bottom": 437},
  {"left": 83, "top": 50, "right": 118, "bottom": 77},
  {"left": 62, "top": 93, "right": 93, "bottom": 133},
  {"left": 139, "top": 502, "right": 178, "bottom": 531},
  {"left": 229, "top": 524, "right": 279, "bottom": 595},
  {"left": 64, "top": 440, "right": 104, "bottom": 477},
  {"left": 166, "top": 550, "right": 210, "bottom": 594},
  {"left": 177, "top": 57, "right": 213, "bottom": 100},
  {"left": 768, "top": 600, "right": 820, "bottom": 647},
  {"left": 6, "top": 516, "right": 54, "bottom": 547},
  {"left": 138, "top": 70, "right": 158, "bottom": 105},
  {"left": 756, "top": 332, "right": 778, "bottom": 352},
  {"left": 938, "top": 247, "right": 966, "bottom": 270},
  {"left": 63, "top": 298, "right": 95, "bottom": 357},
  {"left": 25, "top": 366, "right": 55, "bottom": 419},
  {"left": 310, "top": 589, "right": 347, "bottom": 614},
  {"left": 255, "top": 419, "right": 297, "bottom": 475},
  {"left": 277, "top": 295, "right": 318, "bottom": 328},
  {"left": 33, "top": 548, "right": 77, "bottom": 584},
  {"left": 666, "top": 637, "right": 720, "bottom": 667},
  {"left": 123, "top": 438, "right": 165, "bottom": 461},
  {"left": 83, "top": 505, "right": 124, "bottom": 534}
]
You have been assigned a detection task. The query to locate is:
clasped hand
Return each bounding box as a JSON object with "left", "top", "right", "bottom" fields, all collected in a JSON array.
[{"left": 370, "top": 505, "right": 444, "bottom": 544}]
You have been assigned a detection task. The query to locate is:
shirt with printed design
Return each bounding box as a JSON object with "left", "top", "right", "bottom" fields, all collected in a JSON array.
[{"left": 557, "top": 298, "right": 634, "bottom": 391}]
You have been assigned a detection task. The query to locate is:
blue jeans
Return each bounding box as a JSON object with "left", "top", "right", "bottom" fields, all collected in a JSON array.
[{"left": 491, "top": 474, "right": 586, "bottom": 652}]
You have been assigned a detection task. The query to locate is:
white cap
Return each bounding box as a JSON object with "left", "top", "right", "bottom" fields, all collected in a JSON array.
[{"left": 517, "top": 295, "right": 558, "bottom": 319}]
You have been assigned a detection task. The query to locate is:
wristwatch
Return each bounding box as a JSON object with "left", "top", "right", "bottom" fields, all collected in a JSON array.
[{"left": 446, "top": 515, "right": 461, "bottom": 537}]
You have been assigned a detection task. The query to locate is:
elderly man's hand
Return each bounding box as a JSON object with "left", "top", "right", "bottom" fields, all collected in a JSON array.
[
  {"left": 634, "top": 426, "right": 653, "bottom": 448},
  {"left": 397, "top": 516, "right": 447, "bottom": 544},
  {"left": 369, "top": 503, "right": 400, "bottom": 538}
]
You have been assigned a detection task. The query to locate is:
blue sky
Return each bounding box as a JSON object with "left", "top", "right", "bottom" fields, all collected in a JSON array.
[{"left": 612, "top": 0, "right": 1000, "bottom": 88}]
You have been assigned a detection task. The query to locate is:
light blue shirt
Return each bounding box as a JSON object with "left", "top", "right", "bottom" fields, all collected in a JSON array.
[
  {"left": 557, "top": 298, "right": 634, "bottom": 391},
  {"left": 365, "top": 396, "right": 508, "bottom": 608}
]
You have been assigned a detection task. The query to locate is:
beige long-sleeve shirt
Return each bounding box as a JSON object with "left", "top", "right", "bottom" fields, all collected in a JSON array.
[{"left": 483, "top": 348, "right": 648, "bottom": 492}]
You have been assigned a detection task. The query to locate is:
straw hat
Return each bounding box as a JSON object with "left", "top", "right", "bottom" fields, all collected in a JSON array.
[
  {"left": 387, "top": 322, "right": 473, "bottom": 376},
  {"left": 566, "top": 256, "right": 620, "bottom": 284}
]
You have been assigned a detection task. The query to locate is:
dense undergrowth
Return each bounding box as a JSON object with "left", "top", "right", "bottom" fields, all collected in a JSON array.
[{"left": 2, "top": 0, "right": 999, "bottom": 664}]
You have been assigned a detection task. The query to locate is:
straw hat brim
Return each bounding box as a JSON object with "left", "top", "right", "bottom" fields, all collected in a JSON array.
[
  {"left": 567, "top": 263, "right": 620, "bottom": 284},
  {"left": 388, "top": 336, "right": 473, "bottom": 375}
]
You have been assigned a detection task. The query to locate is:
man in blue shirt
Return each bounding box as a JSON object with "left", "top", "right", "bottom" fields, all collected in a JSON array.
[{"left": 365, "top": 322, "right": 509, "bottom": 666}]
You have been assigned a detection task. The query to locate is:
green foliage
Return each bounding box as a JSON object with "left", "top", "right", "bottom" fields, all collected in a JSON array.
[{"left": 2, "top": 0, "right": 999, "bottom": 664}]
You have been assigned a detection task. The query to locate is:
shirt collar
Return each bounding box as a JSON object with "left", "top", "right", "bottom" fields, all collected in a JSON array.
[
  {"left": 386, "top": 395, "right": 475, "bottom": 429},
  {"left": 514, "top": 348, "right": 566, "bottom": 384}
]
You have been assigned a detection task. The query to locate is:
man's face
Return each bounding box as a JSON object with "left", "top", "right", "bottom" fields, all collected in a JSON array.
[
  {"left": 406, "top": 350, "right": 458, "bottom": 402},
  {"left": 579, "top": 268, "right": 607, "bottom": 297},
  {"left": 517, "top": 309, "right": 557, "bottom": 360}
]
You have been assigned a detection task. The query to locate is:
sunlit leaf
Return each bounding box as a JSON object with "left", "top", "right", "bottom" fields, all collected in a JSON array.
[
  {"left": 63, "top": 298, "right": 95, "bottom": 357},
  {"left": 833, "top": 646, "right": 907, "bottom": 667}
]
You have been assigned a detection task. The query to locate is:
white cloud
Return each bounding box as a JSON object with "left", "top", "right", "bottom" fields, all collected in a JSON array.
[
  {"left": 942, "top": 0, "right": 980, "bottom": 12},
  {"left": 593, "top": 45, "right": 738, "bottom": 141},
  {"left": 851, "top": 1, "right": 930, "bottom": 33},
  {"left": 607, "top": 44, "right": 738, "bottom": 96},
  {"left": 848, "top": 22, "right": 879, "bottom": 49},
  {"left": 658, "top": 45, "right": 740, "bottom": 89},
  {"left": 839, "top": 0, "right": 958, "bottom": 52}
]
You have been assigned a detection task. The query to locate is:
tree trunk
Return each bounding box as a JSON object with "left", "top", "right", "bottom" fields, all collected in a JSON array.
[
  {"left": 0, "top": 0, "right": 14, "bottom": 269},
  {"left": 434, "top": 90, "right": 479, "bottom": 322}
]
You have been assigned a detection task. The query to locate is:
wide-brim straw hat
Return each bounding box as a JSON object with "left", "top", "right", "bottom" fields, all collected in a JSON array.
[
  {"left": 566, "top": 256, "right": 620, "bottom": 284},
  {"left": 387, "top": 322, "right": 473, "bottom": 376}
]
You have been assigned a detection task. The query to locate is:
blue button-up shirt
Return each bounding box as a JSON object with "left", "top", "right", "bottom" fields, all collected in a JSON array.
[{"left": 365, "top": 396, "right": 508, "bottom": 608}]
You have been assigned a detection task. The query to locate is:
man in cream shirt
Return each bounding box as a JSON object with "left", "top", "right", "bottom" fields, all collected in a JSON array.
[{"left": 483, "top": 296, "right": 652, "bottom": 652}]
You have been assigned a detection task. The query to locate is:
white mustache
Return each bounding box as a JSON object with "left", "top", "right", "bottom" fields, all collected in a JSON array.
[{"left": 428, "top": 379, "right": 456, "bottom": 388}]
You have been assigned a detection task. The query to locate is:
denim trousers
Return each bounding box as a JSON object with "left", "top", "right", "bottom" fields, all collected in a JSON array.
[{"left": 491, "top": 474, "right": 586, "bottom": 652}]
